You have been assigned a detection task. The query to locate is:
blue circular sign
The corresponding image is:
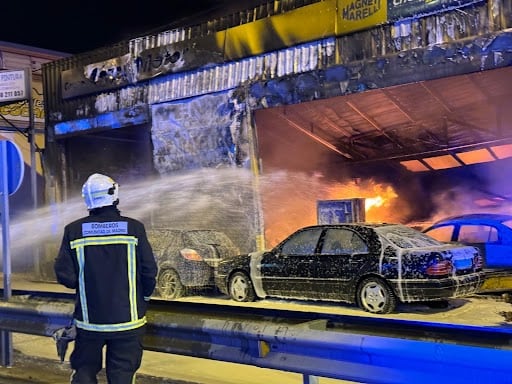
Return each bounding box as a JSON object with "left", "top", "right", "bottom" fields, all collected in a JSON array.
[{"left": 1, "top": 140, "right": 24, "bottom": 195}]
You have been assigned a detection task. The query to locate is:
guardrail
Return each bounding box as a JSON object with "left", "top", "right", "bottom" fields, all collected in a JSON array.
[{"left": 0, "top": 295, "right": 511, "bottom": 384}]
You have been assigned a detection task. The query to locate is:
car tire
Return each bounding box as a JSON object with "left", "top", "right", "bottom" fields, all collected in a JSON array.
[
  {"left": 157, "top": 268, "right": 185, "bottom": 300},
  {"left": 228, "top": 272, "right": 256, "bottom": 302},
  {"left": 357, "top": 276, "right": 397, "bottom": 314}
]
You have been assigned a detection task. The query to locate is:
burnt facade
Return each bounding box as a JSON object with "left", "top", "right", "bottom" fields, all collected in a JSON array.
[{"left": 41, "top": 0, "right": 512, "bottom": 252}]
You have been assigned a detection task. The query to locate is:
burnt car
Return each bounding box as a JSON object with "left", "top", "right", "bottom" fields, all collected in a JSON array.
[
  {"left": 215, "top": 223, "right": 485, "bottom": 314},
  {"left": 423, "top": 213, "right": 512, "bottom": 293},
  {"left": 147, "top": 228, "right": 240, "bottom": 300}
]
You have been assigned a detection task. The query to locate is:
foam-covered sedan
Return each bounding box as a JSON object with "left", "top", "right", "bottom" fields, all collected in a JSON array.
[
  {"left": 215, "top": 223, "right": 485, "bottom": 314},
  {"left": 148, "top": 228, "right": 240, "bottom": 300}
]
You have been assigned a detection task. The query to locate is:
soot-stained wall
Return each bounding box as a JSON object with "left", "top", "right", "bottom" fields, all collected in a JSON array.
[
  {"left": 148, "top": 91, "right": 259, "bottom": 252},
  {"left": 151, "top": 92, "right": 248, "bottom": 173}
]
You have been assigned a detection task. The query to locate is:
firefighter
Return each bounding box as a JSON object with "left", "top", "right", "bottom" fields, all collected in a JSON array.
[{"left": 54, "top": 173, "right": 158, "bottom": 384}]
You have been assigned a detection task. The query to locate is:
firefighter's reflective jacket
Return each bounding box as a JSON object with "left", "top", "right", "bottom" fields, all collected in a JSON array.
[{"left": 54, "top": 205, "right": 158, "bottom": 333}]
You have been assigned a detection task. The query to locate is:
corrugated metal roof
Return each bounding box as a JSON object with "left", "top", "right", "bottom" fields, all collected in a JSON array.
[{"left": 261, "top": 65, "right": 512, "bottom": 170}]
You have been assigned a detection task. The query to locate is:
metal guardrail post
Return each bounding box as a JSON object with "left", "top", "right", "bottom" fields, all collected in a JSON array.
[
  {"left": 0, "top": 140, "right": 12, "bottom": 367},
  {"left": 303, "top": 375, "right": 319, "bottom": 384}
]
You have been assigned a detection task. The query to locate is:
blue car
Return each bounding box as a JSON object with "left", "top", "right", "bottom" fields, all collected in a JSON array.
[{"left": 423, "top": 213, "right": 512, "bottom": 293}]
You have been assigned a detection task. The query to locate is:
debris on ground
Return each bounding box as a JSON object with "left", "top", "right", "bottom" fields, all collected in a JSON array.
[{"left": 498, "top": 293, "right": 512, "bottom": 322}]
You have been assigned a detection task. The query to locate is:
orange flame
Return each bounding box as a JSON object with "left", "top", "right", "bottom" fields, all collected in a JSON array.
[
  {"left": 260, "top": 173, "right": 402, "bottom": 248},
  {"left": 365, "top": 196, "right": 384, "bottom": 211}
]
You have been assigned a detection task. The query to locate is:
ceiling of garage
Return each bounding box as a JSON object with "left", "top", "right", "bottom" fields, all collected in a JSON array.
[{"left": 266, "top": 65, "right": 512, "bottom": 172}]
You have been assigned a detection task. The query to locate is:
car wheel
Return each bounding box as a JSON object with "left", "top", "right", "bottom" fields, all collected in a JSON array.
[
  {"left": 157, "top": 268, "right": 185, "bottom": 300},
  {"left": 357, "top": 277, "right": 397, "bottom": 314},
  {"left": 228, "top": 272, "right": 256, "bottom": 302}
]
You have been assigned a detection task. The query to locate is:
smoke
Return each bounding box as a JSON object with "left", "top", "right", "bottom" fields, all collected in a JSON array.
[
  {"left": 417, "top": 159, "right": 512, "bottom": 224},
  {"left": 254, "top": 106, "right": 446, "bottom": 232},
  {"left": 428, "top": 186, "right": 512, "bottom": 223},
  {"left": 4, "top": 158, "right": 509, "bottom": 278},
  {"left": 257, "top": 169, "right": 422, "bottom": 247},
  {"left": 255, "top": 107, "right": 512, "bottom": 237}
]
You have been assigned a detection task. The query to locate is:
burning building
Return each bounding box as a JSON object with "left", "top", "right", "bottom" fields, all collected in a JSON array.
[{"left": 32, "top": 0, "right": 512, "bottom": 279}]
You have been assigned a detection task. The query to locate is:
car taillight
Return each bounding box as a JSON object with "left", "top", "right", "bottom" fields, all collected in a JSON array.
[
  {"left": 473, "top": 255, "right": 484, "bottom": 270},
  {"left": 180, "top": 248, "right": 203, "bottom": 261},
  {"left": 426, "top": 260, "right": 453, "bottom": 276}
]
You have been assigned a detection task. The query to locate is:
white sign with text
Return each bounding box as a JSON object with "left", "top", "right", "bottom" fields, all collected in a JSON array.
[{"left": 0, "top": 69, "right": 29, "bottom": 103}]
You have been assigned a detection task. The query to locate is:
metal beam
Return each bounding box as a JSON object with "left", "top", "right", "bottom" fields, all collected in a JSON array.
[
  {"left": 270, "top": 108, "right": 354, "bottom": 159},
  {"left": 345, "top": 100, "right": 404, "bottom": 150}
]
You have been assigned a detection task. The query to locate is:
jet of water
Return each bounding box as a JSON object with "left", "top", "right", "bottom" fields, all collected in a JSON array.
[{"left": 3, "top": 168, "right": 260, "bottom": 274}]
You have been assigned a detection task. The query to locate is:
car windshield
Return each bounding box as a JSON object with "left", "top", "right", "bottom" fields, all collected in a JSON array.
[{"left": 375, "top": 225, "right": 443, "bottom": 249}]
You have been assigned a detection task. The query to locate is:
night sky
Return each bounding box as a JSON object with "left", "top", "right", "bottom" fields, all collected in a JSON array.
[{"left": 0, "top": 0, "right": 264, "bottom": 54}]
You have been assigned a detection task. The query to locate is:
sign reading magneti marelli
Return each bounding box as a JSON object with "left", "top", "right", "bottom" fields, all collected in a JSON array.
[
  {"left": 337, "top": 0, "right": 482, "bottom": 31},
  {"left": 337, "top": 0, "right": 386, "bottom": 34}
]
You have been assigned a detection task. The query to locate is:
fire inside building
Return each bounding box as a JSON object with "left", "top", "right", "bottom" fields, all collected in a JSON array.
[{"left": 1, "top": 0, "right": 509, "bottom": 280}]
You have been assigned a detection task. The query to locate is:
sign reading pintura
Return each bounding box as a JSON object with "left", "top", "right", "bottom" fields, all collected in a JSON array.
[{"left": 0, "top": 69, "right": 29, "bottom": 103}]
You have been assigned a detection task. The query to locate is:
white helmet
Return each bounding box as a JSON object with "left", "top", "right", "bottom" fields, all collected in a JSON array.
[{"left": 82, "top": 173, "right": 119, "bottom": 210}]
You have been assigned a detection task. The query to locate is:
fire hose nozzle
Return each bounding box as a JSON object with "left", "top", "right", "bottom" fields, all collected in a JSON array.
[{"left": 52, "top": 325, "right": 76, "bottom": 362}]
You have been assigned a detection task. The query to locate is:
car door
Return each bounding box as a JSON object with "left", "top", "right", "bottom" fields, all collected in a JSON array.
[
  {"left": 259, "top": 228, "right": 323, "bottom": 298},
  {"left": 314, "top": 228, "right": 351, "bottom": 300},
  {"left": 318, "top": 228, "right": 370, "bottom": 300},
  {"left": 457, "top": 224, "right": 512, "bottom": 268}
]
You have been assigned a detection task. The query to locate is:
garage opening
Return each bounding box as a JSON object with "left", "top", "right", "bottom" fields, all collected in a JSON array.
[
  {"left": 254, "top": 66, "right": 512, "bottom": 247},
  {"left": 62, "top": 123, "right": 155, "bottom": 196}
]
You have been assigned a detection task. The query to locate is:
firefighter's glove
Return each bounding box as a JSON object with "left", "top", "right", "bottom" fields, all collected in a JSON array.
[{"left": 52, "top": 324, "right": 76, "bottom": 362}]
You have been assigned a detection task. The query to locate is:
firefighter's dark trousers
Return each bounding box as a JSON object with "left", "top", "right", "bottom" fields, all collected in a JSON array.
[{"left": 70, "top": 327, "right": 144, "bottom": 384}]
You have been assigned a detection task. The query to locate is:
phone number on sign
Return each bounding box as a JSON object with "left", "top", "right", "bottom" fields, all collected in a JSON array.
[{"left": 0, "top": 90, "right": 24, "bottom": 99}]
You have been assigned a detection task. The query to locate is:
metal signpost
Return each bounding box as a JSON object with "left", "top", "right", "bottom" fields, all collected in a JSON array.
[
  {"left": 0, "top": 68, "right": 33, "bottom": 367},
  {"left": 0, "top": 139, "right": 25, "bottom": 367}
]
